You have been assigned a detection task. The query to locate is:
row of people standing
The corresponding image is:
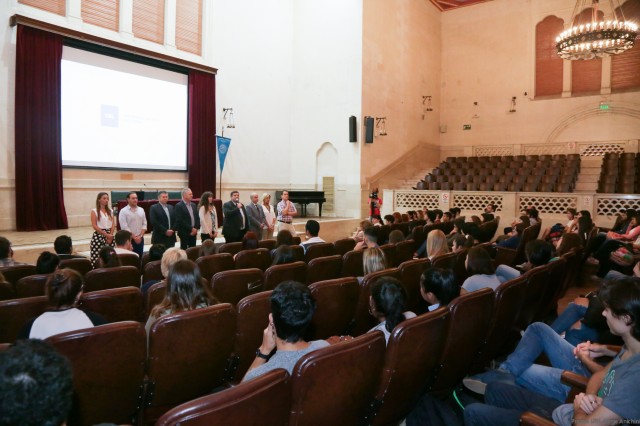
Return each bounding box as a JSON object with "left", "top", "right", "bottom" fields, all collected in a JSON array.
[{"left": 89, "top": 189, "right": 298, "bottom": 266}]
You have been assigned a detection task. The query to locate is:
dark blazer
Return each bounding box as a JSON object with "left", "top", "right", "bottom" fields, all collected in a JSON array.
[
  {"left": 222, "top": 200, "right": 248, "bottom": 242},
  {"left": 174, "top": 200, "right": 200, "bottom": 240},
  {"left": 149, "top": 202, "right": 177, "bottom": 247}
]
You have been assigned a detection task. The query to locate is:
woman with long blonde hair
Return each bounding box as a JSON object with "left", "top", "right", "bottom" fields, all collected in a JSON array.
[
  {"left": 426, "top": 229, "right": 449, "bottom": 261},
  {"left": 363, "top": 247, "right": 387, "bottom": 277},
  {"left": 89, "top": 192, "right": 116, "bottom": 267}
]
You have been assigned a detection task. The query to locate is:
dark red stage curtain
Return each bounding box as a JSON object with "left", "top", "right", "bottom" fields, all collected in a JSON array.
[
  {"left": 15, "top": 25, "right": 68, "bottom": 231},
  {"left": 187, "top": 70, "right": 216, "bottom": 198}
]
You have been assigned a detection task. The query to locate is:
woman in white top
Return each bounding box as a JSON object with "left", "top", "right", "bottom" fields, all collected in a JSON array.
[
  {"left": 368, "top": 276, "right": 416, "bottom": 344},
  {"left": 198, "top": 191, "right": 218, "bottom": 242},
  {"left": 261, "top": 193, "right": 277, "bottom": 240},
  {"left": 90, "top": 192, "right": 116, "bottom": 268},
  {"left": 19, "top": 269, "right": 107, "bottom": 340}
]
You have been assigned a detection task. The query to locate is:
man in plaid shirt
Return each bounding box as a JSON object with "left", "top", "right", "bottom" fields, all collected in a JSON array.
[{"left": 277, "top": 191, "right": 297, "bottom": 235}]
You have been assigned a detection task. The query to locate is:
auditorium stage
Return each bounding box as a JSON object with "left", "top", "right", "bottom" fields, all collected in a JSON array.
[{"left": 5, "top": 216, "right": 361, "bottom": 264}]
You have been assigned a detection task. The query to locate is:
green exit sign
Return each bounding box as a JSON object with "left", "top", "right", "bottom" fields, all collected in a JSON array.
[
  {"left": 600, "top": 104, "right": 609, "bottom": 110},
  {"left": 463, "top": 124, "right": 471, "bottom": 130}
]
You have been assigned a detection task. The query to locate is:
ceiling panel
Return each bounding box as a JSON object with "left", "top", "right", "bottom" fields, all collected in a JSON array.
[{"left": 429, "top": 0, "right": 494, "bottom": 12}]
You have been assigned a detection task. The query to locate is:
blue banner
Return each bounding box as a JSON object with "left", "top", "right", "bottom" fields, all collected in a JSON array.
[{"left": 216, "top": 136, "right": 231, "bottom": 172}]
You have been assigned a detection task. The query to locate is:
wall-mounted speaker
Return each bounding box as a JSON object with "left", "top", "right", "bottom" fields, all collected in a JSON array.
[
  {"left": 349, "top": 116, "right": 357, "bottom": 142},
  {"left": 364, "top": 116, "right": 374, "bottom": 143}
]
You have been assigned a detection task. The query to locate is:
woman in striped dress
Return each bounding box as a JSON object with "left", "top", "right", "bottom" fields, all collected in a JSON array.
[{"left": 90, "top": 192, "right": 116, "bottom": 267}]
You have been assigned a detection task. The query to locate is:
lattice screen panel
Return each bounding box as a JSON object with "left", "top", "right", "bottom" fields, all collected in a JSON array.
[
  {"left": 518, "top": 195, "right": 578, "bottom": 214},
  {"left": 579, "top": 143, "right": 625, "bottom": 156},
  {"left": 395, "top": 191, "right": 440, "bottom": 210},
  {"left": 596, "top": 197, "right": 640, "bottom": 216},
  {"left": 473, "top": 146, "right": 513, "bottom": 157},
  {"left": 453, "top": 193, "right": 503, "bottom": 211},
  {"left": 523, "top": 145, "right": 569, "bottom": 155}
]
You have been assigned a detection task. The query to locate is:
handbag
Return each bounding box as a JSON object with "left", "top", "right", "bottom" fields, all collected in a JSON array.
[{"left": 610, "top": 246, "right": 634, "bottom": 267}]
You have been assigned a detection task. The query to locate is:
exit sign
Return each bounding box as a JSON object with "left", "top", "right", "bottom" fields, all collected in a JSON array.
[
  {"left": 463, "top": 124, "right": 471, "bottom": 130},
  {"left": 599, "top": 104, "right": 609, "bottom": 110}
]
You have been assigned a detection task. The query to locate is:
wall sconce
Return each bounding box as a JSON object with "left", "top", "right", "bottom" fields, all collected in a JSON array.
[
  {"left": 422, "top": 96, "right": 433, "bottom": 120},
  {"left": 375, "top": 117, "right": 387, "bottom": 136},
  {"left": 509, "top": 96, "right": 517, "bottom": 113},
  {"left": 222, "top": 108, "right": 235, "bottom": 137},
  {"left": 472, "top": 101, "right": 480, "bottom": 119}
]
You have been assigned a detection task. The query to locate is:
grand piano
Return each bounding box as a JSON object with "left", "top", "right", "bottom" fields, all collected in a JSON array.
[{"left": 275, "top": 190, "right": 327, "bottom": 217}]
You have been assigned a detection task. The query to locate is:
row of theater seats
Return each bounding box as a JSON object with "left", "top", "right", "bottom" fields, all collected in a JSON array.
[
  {"left": 0, "top": 244, "right": 583, "bottom": 426},
  {"left": 597, "top": 152, "right": 640, "bottom": 194},
  {"left": 415, "top": 154, "right": 580, "bottom": 192}
]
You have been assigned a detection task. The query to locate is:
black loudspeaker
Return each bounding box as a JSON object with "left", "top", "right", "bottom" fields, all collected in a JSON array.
[
  {"left": 349, "top": 116, "right": 357, "bottom": 142},
  {"left": 364, "top": 116, "right": 374, "bottom": 143}
]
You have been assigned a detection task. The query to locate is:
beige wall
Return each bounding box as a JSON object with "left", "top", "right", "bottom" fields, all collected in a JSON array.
[
  {"left": 439, "top": 0, "right": 640, "bottom": 157},
  {"left": 361, "top": 0, "right": 443, "bottom": 189}
]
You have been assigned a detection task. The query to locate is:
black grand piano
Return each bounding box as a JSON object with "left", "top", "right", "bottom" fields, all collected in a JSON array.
[{"left": 275, "top": 190, "right": 326, "bottom": 217}]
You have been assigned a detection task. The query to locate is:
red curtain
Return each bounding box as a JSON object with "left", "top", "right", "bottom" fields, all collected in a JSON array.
[
  {"left": 187, "top": 70, "right": 217, "bottom": 198},
  {"left": 15, "top": 25, "right": 68, "bottom": 231}
]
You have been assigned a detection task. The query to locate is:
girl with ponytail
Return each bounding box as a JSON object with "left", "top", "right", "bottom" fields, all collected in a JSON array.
[{"left": 368, "top": 276, "right": 416, "bottom": 344}]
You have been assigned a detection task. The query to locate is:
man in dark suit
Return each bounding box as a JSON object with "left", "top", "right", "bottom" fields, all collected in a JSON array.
[
  {"left": 149, "top": 190, "right": 177, "bottom": 248},
  {"left": 222, "top": 190, "right": 248, "bottom": 243},
  {"left": 246, "top": 192, "right": 268, "bottom": 240},
  {"left": 174, "top": 188, "right": 200, "bottom": 249}
]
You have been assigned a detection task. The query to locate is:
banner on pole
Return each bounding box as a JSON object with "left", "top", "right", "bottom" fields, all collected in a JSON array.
[{"left": 216, "top": 136, "right": 231, "bottom": 172}]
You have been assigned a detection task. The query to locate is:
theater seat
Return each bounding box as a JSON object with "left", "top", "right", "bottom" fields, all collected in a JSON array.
[
  {"left": 145, "top": 280, "right": 166, "bottom": 320},
  {"left": 229, "top": 291, "right": 272, "bottom": 383},
  {"left": 84, "top": 266, "right": 140, "bottom": 292},
  {"left": 263, "top": 261, "right": 306, "bottom": 291},
  {"left": 217, "top": 242, "right": 243, "bottom": 256},
  {"left": 144, "top": 304, "right": 237, "bottom": 423},
  {"left": 59, "top": 258, "right": 93, "bottom": 277},
  {"left": 350, "top": 268, "right": 401, "bottom": 336},
  {"left": 257, "top": 239, "right": 277, "bottom": 251},
  {"left": 156, "top": 369, "right": 291, "bottom": 426},
  {"left": 398, "top": 258, "right": 431, "bottom": 313},
  {"left": 333, "top": 238, "right": 356, "bottom": 256},
  {"left": 47, "top": 321, "right": 146, "bottom": 426},
  {"left": 186, "top": 246, "right": 201, "bottom": 261},
  {"left": 196, "top": 253, "right": 235, "bottom": 281},
  {"left": 308, "top": 277, "right": 359, "bottom": 339},
  {"left": 15, "top": 273, "right": 49, "bottom": 298},
  {"left": 0, "top": 295, "right": 49, "bottom": 343},
  {"left": 303, "top": 242, "right": 336, "bottom": 263},
  {"left": 289, "top": 331, "right": 386, "bottom": 426},
  {"left": 118, "top": 253, "right": 141, "bottom": 271},
  {"left": 369, "top": 307, "right": 450, "bottom": 425},
  {"left": 142, "top": 260, "right": 163, "bottom": 283},
  {"left": 0, "top": 264, "right": 36, "bottom": 286},
  {"left": 235, "top": 248, "right": 271, "bottom": 271},
  {"left": 210, "top": 268, "right": 264, "bottom": 305},
  {"left": 341, "top": 250, "right": 364, "bottom": 278},
  {"left": 80, "top": 286, "right": 144, "bottom": 323},
  {"left": 306, "top": 255, "right": 342, "bottom": 285}
]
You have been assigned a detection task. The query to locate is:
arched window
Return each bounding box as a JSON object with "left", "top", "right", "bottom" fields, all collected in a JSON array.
[
  {"left": 535, "top": 16, "right": 564, "bottom": 97},
  {"left": 611, "top": 0, "right": 640, "bottom": 92},
  {"left": 571, "top": 8, "right": 604, "bottom": 94}
]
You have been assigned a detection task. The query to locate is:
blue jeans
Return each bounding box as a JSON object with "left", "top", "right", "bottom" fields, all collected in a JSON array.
[
  {"left": 550, "top": 303, "right": 599, "bottom": 346},
  {"left": 475, "top": 322, "right": 590, "bottom": 402},
  {"left": 464, "top": 382, "right": 561, "bottom": 426}
]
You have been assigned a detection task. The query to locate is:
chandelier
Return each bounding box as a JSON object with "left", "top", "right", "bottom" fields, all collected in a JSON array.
[{"left": 556, "top": 0, "right": 638, "bottom": 60}]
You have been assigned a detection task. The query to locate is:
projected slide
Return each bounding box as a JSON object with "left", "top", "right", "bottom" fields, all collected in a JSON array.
[{"left": 61, "top": 46, "right": 188, "bottom": 171}]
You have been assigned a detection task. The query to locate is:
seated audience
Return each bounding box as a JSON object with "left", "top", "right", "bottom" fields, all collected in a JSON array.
[
  {"left": 235, "top": 232, "right": 259, "bottom": 260},
  {"left": 481, "top": 213, "right": 494, "bottom": 223},
  {"left": 0, "top": 236, "right": 24, "bottom": 267},
  {"left": 371, "top": 215, "right": 383, "bottom": 227},
  {"left": 53, "top": 235, "right": 85, "bottom": 260},
  {"left": 145, "top": 259, "right": 218, "bottom": 336},
  {"left": 35, "top": 251, "right": 60, "bottom": 275},
  {"left": 271, "top": 245, "right": 295, "bottom": 265},
  {"left": 360, "top": 247, "right": 387, "bottom": 283},
  {"left": 300, "top": 220, "right": 325, "bottom": 254},
  {"left": 420, "top": 268, "right": 459, "bottom": 311},
  {"left": 147, "top": 243, "right": 167, "bottom": 262},
  {"left": 242, "top": 281, "right": 329, "bottom": 381},
  {"left": 141, "top": 247, "right": 188, "bottom": 295},
  {"left": 384, "top": 214, "right": 395, "bottom": 225},
  {"left": 449, "top": 207, "right": 461, "bottom": 220},
  {"left": 354, "top": 226, "right": 379, "bottom": 251},
  {"left": 0, "top": 339, "right": 73, "bottom": 426},
  {"left": 526, "top": 208, "right": 540, "bottom": 226},
  {"left": 97, "top": 246, "right": 121, "bottom": 268},
  {"left": 199, "top": 239, "right": 216, "bottom": 257},
  {"left": 463, "top": 277, "right": 640, "bottom": 426},
  {"left": 553, "top": 232, "right": 583, "bottom": 258},
  {"left": 369, "top": 277, "right": 416, "bottom": 344},
  {"left": 451, "top": 234, "right": 469, "bottom": 252},
  {"left": 19, "top": 269, "right": 108, "bottom": 339},
  {"left": 495, "top": 223, "right": 526, "bottom": 249},
  {"left": 353, "top": 220, "right": 372, "bottom": 243},
  {"left": 541, "top": 208, "right": 578, "bottom": 242},
  {"left": 114, "top": 230, "right": 138, "bottom": 257},
  {"left": 388, "top": 229, "right": 405, "bottom": 245},
  {"left": 461, "top": 246, "right": 503, "bottom": 294}
]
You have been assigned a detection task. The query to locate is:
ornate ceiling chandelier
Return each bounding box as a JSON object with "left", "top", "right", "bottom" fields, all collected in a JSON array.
[{"left": 556, "top": 0, "right": 638, "bottom": 60}]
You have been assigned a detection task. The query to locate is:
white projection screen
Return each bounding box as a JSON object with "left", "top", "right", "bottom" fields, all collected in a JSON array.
[{"left": 61, "top": 46, "right": 188, "bottom": 171}]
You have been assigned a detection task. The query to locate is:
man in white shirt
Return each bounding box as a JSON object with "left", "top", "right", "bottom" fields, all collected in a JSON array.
[
  {"left": 118, "top": 192, "right": 147, "bottom": 257},
  {"left": 300, "top": 220, "right": 325, "bottom": 254},
  {"left": 114, "top": 230, "right": 138, "bottom": 257}
]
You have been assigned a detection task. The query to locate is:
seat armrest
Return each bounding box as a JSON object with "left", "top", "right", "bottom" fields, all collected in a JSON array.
[
  {"left": 520, "top": 411, "right": 555, "bottom": 426},
  {"left": 561, "top": 371, "right": 588, "bottom": 390}
]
